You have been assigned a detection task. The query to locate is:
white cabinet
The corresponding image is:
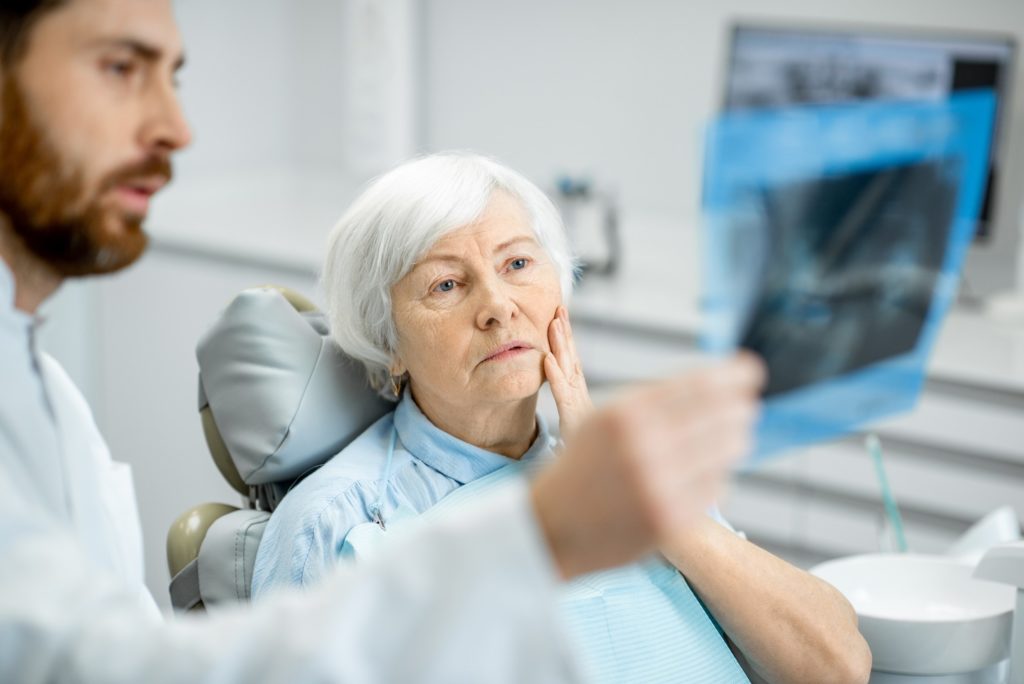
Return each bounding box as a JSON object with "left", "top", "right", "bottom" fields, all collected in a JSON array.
[{"left": 568, "top": 302, "right": 1024, "bottom": 568}]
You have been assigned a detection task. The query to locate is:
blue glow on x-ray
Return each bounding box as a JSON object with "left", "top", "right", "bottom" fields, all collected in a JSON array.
[{"left": 701, "top": 91, "right": 995, "bottom": 463}]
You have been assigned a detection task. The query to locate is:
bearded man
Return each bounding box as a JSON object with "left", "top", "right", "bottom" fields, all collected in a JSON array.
[{"left": 0, "top": 2, "right": 767, "bottom": 683}]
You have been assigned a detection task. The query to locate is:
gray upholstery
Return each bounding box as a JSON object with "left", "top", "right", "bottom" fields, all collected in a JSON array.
[
  {"left": 196, "top": 509, "right": 271, "bottom": 609},
  {"left": 196, "top": 287, "right": 391, "bottom": 487},
  {"left": 167, "top": 507, "right": 270, "bottom": 612},
  {"left": 169, "top": 287, "right": 392, "bottom": 611},
  {"left": 168, "top": 558, "right": 201, "bottom": 612}
]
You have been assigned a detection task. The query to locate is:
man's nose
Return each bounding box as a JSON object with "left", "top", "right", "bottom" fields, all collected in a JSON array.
[{"left": 140, "top": 80, "right": 192, "bottom": 153}]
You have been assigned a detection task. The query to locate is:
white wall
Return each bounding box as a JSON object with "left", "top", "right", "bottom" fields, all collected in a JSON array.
[
  {"left": 170, "top": 0, "right": 366, "bottom": 177},
  {"left": 170, "top": 0, "right": 416, "bottom": 180},
  {"left": 172, "top": 0, "right": 301, "bottom": 176},
  {"left": 154, "top": 0, "right": 416, "bottom": 266},
  {"left": 421, "top": 0, "right": 1024, "bottom": 250}
]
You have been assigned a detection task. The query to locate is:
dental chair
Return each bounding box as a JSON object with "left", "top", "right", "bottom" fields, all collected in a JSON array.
[{"left": 166, "top": 286, "right": 391, "bottom": 612}]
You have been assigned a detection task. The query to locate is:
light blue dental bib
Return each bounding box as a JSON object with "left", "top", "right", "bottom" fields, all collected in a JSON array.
[{"left": 341, "top": 445, "right": 749, "bottom": 684}]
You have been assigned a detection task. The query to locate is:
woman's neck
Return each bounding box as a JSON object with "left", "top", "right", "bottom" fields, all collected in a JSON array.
[{"left": 408, "top": 385, "right": 539, "bottom": 460}]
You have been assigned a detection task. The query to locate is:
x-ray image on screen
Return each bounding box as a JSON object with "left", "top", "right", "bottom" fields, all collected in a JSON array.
[
  {"left": 724, "top": 25, "right": 1014, "bottom": 239},
  {"left": 738, "top": 159, "right": 958, "bottom": 397}
]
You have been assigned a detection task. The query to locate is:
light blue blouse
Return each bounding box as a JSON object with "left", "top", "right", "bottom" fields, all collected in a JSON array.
[
  {"left": 252, "top": 391, "right": 749, "bottom": 683},
  {"left": 251, "top": 392, "right": 556, "bottom": 596}
]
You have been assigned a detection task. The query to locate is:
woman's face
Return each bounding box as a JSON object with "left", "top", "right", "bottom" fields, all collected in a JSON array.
[{"left": 390, "top": 191, "right": 562, "bottom": 413}]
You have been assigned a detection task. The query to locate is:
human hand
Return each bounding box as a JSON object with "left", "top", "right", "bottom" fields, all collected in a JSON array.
[
  {"left": 529, "top": 353, "right": 764, "bottom": 580},
  {"left": 543, "top": 306, "right": 593, "bottom": 439}
]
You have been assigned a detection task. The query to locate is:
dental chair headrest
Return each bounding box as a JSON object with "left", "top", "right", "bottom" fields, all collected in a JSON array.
[{"left": 196, "top": 287, "right": 391, "bottom": 501}]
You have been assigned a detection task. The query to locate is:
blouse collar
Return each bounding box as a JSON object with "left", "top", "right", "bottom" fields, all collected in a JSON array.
[{"left": 393, "top": 389, "right": 555, "bottom": 485}]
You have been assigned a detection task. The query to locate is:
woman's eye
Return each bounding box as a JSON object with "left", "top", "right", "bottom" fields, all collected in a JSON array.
[
  {"left": 509, "top": 258, "right": 529, "bottom": 271},
  {"left": 434, "top": 279, "right": 456, "bottom": 293}
]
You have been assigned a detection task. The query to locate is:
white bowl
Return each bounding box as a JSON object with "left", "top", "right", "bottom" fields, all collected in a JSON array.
[{"left": 811, "top": 554, "right": 1015, "bottom": 675}]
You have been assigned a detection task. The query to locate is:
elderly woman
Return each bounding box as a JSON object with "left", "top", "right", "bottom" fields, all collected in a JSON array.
[{"left": 251, "top": 153, "right": 871, "bottom": 684}]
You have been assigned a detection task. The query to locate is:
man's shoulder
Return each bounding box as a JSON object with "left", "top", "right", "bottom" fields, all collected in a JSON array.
[
  {"left": 37, "top": 352, "right": 81, "bottom": 395},
  {"left": 37, "top": 352, "right": 102, "bottom": 431}
]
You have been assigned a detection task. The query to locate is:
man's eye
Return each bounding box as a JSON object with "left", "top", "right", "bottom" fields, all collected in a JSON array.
[
  {"left": 434, "top": 279, "right": 456, "bottom": 293},
  {"left": 103, "top": 59, "right": 137, "bottom": 78},
  {"left": 509, "top": 258, "right": 529, "bottom": 271}
]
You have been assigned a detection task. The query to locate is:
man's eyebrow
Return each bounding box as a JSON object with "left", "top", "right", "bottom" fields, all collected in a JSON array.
[
  {"left": 416, "top": 235, "right": 538, "bottom": 268},
  {"left": 91, "top": 38, "right": 186, "bottom": 71}
]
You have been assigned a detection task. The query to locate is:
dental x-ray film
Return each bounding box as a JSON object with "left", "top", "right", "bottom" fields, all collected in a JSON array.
[{"left": 701, "top": 91, "right": 996, "bottom": 463}]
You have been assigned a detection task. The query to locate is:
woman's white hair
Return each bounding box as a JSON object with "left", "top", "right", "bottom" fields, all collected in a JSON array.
[{"left": 321, "top": 152, "right": 576, "bottom": 397}]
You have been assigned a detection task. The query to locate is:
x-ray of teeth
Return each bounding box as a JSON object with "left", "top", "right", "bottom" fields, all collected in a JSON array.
[
  {"left": 739, "top": 159, "right": 958, "bottom": 397},
  {"left": 701, "top": 91, "right": 995, "bottom": 462}
]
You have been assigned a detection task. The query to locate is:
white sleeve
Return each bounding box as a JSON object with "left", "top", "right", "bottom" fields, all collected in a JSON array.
[{"left": 0, "top": 475, "right": 583, "bottom": 684}]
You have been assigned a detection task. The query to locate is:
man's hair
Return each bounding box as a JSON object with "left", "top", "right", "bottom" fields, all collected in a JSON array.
[{"left": 0, "top": 0, "right": 66, "bottom": 65}]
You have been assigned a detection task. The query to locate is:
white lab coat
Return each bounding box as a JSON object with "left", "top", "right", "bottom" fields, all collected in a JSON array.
[{"left": 0, "top": 263, "right": 582, "bottom": 683}]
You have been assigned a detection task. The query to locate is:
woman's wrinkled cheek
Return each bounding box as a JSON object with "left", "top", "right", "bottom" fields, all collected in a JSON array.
[{"left": 402, "top": 309, "right": 472, "bottom": 382}]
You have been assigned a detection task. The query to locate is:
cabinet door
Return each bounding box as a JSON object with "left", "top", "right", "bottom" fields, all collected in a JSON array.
[{"left": 570, "top": 316, "right": 1024, "bottom": 567}]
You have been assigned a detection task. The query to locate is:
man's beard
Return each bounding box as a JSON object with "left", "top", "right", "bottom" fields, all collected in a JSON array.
[{"left": 0, "top": 76, "right": 172, "bottom": 276}]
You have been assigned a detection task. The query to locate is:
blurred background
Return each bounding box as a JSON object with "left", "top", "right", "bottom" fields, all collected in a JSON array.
[{"left": 38, "top": 0, "right": 1024, "bottom": 610}]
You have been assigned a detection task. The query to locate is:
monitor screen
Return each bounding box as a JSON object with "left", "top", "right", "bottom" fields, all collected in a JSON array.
[{"left": 724, "top": 24, "right": 1015, "bottom": 240}]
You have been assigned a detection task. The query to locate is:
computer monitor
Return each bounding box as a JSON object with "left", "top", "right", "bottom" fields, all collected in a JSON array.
[{"left": 722, "top": 22, "right": 1018, "bottom": 296}]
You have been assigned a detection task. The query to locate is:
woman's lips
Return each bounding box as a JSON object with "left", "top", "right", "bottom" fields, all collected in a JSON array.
[{"left": 483, "top": 341, "right": 534, "bottom": 362}]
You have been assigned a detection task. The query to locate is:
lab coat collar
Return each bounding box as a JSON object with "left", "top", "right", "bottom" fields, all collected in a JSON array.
[
  {"left": 393, "top": 389, "right": 553, "bottom": 485},
  {"left": 0, "top": 257, "right": 35, "bottom": 331}
]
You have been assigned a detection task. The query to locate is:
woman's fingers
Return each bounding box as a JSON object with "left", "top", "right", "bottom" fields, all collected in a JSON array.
[
  {"left": 553, "top": 308, "right": 576, "bottom": 378},
  {"left": 544, "top": 352, "right": 567, "bottom": 395},
  {"left": 547, "top": 307, "right": 576, "bottom": 377},
  {"left": 558, "top": 306, "right": 578, "bottom": 368},
  {"left": 545, "top": 308, "right": 593, "bottom": 437},
  {"left": 545, "top": 352, "right": 585, "bottom": 434}
]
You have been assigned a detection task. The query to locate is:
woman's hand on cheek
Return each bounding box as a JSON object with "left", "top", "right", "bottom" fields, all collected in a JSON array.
[{"left": 544, "top": 306, "right": 593, "bottom": 439}]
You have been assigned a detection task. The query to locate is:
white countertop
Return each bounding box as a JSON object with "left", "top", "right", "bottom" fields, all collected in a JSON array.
[
  {"left": 570, "top": 216, "right": 1024, "bottom": 396},
  {"left": 928, "top": 311, "right": 1024, "bottom": 394}
]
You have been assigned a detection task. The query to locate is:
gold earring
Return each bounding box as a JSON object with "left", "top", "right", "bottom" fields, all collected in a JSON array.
[{"left": 391, "top": 374, "right": 403, "bottom": 398}]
